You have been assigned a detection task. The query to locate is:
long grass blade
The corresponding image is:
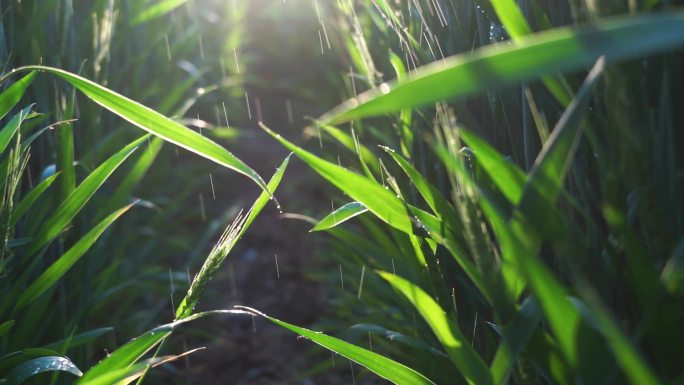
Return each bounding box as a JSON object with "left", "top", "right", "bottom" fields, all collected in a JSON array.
[
  {"left": 458, "top": 130, "right": 526, "bottom": 204},
  {"left": 2, "top": 66, "right": 270, "bottom": 196},
  {"left": 26, "top": 135, "right": 147, "bottom": 256},
  {"left": 489, "top": 0, "right": 572, "bottom": 105},
  {"left": 175, "top": 154, "right": 292, "bottom": 320},
  {"left": 577, "top": 291, "right": 660, "bottom": 385},
  {"left": 14, "top": 204, "right": 135, "bottom": 312},
  {"left": 10, "top": 172, "right": 60, "bottom": 226},
  {"left": 317, "top": 122, "right": 379, "bottom": 171},
  {"left": 103, "top": 137, "right": 163, "bottom": 215},
  {"left": 56, "top": 97, "right": 76, "bottom": 201},
  {"left": 514, "top": 57, "right": 605, "bottom": 244},
  {"left": 76, "top": 310, "right": 246, "bottom": 384},
  {"left": 5, "top": 356, "right": 82, "bottom": 385},
  {"left": 261, "top": 123, "right": 414, "bottom": 234},
  {"left": 381, "top": 146, "right": 460, "bottom": 227},
  {"left": 0, "top": 72, "right": 35, "bottom": 120},
  {"left": 323, "top": 12, "right": 684, "bottom": 123},
  {"left": 378, "top": 272, "right": 491, "bottom": 385},
  {"left": 237, "top": 306, "right": 436, "bottom": 385},
  {"left": 0, "top": 106, "right": 32, "bottom": 154}
]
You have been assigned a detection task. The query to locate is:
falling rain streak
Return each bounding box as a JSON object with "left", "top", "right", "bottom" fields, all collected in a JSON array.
[{"left": 274, "top": 254, "right": 280, "bottom": 279}]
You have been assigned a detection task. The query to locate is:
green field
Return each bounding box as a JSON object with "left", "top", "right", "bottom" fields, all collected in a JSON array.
[{"left": 1, "top": 1, "right": 683, "bottom": 384}]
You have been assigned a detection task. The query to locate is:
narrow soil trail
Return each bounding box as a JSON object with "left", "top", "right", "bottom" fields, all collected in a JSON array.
[{"left": 178, "top": 129, "right": 367, "bottom": 384}]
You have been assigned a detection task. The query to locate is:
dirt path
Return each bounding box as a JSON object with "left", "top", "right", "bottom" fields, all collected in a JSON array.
[{"left": 174, "top": 129, "right": 364, "bottom": 384}]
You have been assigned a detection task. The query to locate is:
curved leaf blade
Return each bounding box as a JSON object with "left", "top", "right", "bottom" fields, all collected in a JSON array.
[
  {"left": 11, "top": 66, "right": 270, "bottom": 196},
  {"left": 0, "top": 71, "right": 36, "bottom": 120},
  {"left": 76, "top": 310, "right": 246, "bottom": 384},
  {"left": 10, "top": 172, "right": 60, "bottom": 225},
  {"left": 381, "top": 146, "right": 460, "bottom": 227},
  {"left": 5, "top": 356, "right": 82, "bottom": 385},
  {"left": 378, "top": 272, "right": 491, "bottom": 385},
  {"left": 26, "top": 135, "right": 147, "bottom": 256},
  {"left": 0, "top": 106, "right": 33, "bottom": 154},
  {"left": 458, "top": 130, "right": 526, "bottom": 205},
  {"left": 0, "top": 320, "right": 15, "bottom": 337},
  {"left": 15, "top": 204, "right": 135, "bottom": 312},
  {"left": 323, "top": 12, "right": 684, "bottom": 123},
  {"left": 261, "top": 123, "right": 414, "bottom": 234},
  {"left": 239, "top": 307, "right": 436, "bottom": 385},
  {"left": 311, "top": 201, "right": 369, "bottom": 232}
]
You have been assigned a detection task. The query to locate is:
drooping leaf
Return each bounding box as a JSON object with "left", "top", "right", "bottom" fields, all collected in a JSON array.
[
  {"left": 261, "top": 123, "right": 414, "bottom": 234},
  {"left": 6, "top": 66, "right": 270, "bottom": 196},
  {"left": 77, "top": 310, "right": 245, "bottom": 384},
  {"left": 238, "top": 306, "right": 436, "bottom": 385},
  {"left": 323, "top": 12, "right": 684, "bottom": 123},
  {"left": 4, "top": 356, "right": 82, "bottom": 385},
  {"left": 311, "top": 201, "right": 369, "bottom": 232}
]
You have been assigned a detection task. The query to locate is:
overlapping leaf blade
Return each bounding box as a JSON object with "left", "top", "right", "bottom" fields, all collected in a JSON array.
[
  {"left": 15, "top": 204, "right": 135, "bottom": 312},
  {"left": 0, "top": 71, "right": 36, "bottom": 120},
  {"left": 7, "top": 66, "right": 270, "bottom": 196},
  {"left": 0, "top": 106, "right": 33, "bottom": 154},
  {"left": 323, "top": 12, "right": 684, "bottom": 123},
  {"left": 261, "top": 123, "right": 414, "bottom": 234},
  {"left": 240, "top": 307, "right": 436, "bottom": 385},
  {"left": 77, "top": 310, "right": 244, "bottom": 384},
  {"left": 378, "top": 272, "right": 491, "bottom": 385},
  {"left": 26, "top": 136, "right": 147, "bottom": 256},
  {"left": 175, "top": 154, "right": 292, "bottom": 320},
  {"left": 10, "top": 172, "right": 60, "bottom": 225}
]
